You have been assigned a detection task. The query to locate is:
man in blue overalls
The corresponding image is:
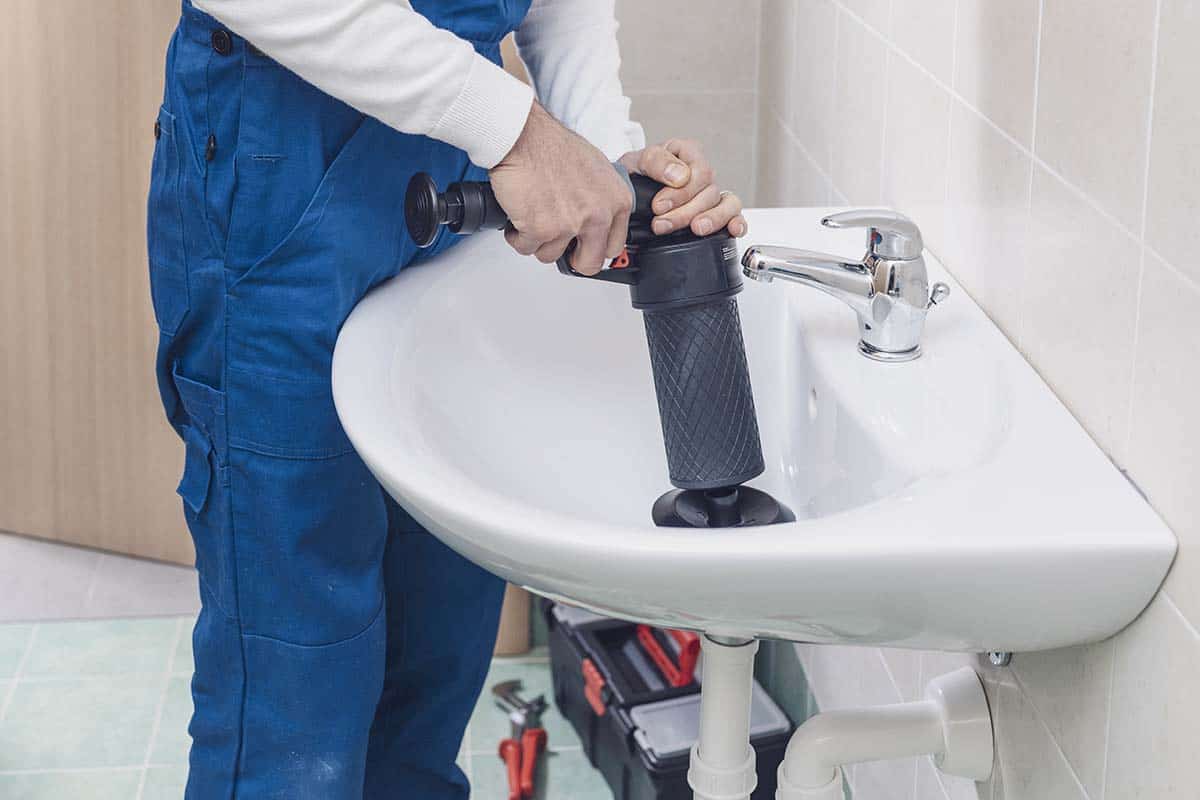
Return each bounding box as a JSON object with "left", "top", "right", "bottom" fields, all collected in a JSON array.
[{"left": 147, "top": 1, "right": 746, "bottom": 796}]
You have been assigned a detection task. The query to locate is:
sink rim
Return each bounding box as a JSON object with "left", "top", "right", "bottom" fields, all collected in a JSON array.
[{"left": 333, "top": 207, "right": 1176, "bottom": 652}]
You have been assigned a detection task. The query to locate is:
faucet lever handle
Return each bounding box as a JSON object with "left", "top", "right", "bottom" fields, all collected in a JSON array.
[{"left": 821, "top": 209, "right": 924, "bottom": 261}]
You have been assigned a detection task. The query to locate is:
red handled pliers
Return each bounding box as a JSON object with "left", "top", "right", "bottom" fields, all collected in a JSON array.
[{"left": 492, "top": 680, "right": 549, "bottom": 800}]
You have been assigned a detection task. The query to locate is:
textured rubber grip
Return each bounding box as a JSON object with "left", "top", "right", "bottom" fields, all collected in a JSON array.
[{"left": 642, "top": 298, "right": 765, "bottom": 490}]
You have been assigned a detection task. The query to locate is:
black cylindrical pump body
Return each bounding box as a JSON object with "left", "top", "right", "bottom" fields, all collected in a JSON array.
[{"left": 404, "top": 171, "right": 768, "bottom": 495}]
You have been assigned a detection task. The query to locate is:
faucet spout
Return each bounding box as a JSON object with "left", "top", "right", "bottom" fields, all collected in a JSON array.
[{"left": 742, "top": 245, "right": 873, "bottom": 315}]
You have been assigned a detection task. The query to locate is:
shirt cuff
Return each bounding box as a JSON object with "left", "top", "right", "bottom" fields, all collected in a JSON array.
[{"left": 429, "top": 53, "right": 535, "bottom": 168}]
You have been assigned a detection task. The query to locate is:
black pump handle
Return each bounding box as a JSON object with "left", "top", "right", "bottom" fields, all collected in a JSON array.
[{"left": 404, "top": 165, "right": 665, "bottom": 284}]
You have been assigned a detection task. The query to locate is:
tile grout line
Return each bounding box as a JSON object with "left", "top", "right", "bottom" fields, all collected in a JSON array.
[
  {"left": 1028, "top": 0, "right": 1045, "bottom": 157},
  {"left": 626, "top": 88, "right": 759, "bottom": 98},
  {"left": 0, "top": 765, "right": 177, "bottom": 777},
  {"left": 1121, "top": 0, "right": 1164, "bottom": 466},
  {"left": 938, "top": 0, "right": 962, "bottom": 271},
  {"left": 749, "top": 0, "right": 764, "bottom": 206},
  {"left": 1008, "top": 667, "right": 1092, "bottom": 799},
  {"left": 1099, "top": 637, "right": 1118, "bottom": 800},
  {"left": 1163, "top": 591, "right": 1200, "bottom": 643},
  {"left": 134, "top": 616, "right": 187, "bottom": 800},
  {"left": 875, "top": 649, "right": 904, "bottom": 702},
  {"left": 827, "top": 3, "right": 840, "bottom": 185},
  {"left": 775, "top": 109, "right": 837, "bottom": 195},
  {"left": 0, "top": 624, "right": 39, "bottom": 722},
  {"left": 876, "top": 0, "right": 895, "bottom": 205},
  {"left": 82, "top": 551, "right": 105, "bottom": 609},
  {"left": 834, "top": 0, "right": 1149, "bottom": 255},
  {"left": 1012, "top": 0, "right": 1046, "bottom": 356}
]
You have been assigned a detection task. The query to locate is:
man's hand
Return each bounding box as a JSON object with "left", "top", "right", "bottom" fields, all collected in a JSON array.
[
  {"left": 490, "top": 103, "right": 632, "bottom": 275},
  {"left": 619, "top": 139, "right": 747, "bottom": 239}
]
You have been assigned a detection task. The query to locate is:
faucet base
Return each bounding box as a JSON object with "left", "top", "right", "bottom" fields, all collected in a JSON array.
[{"left": 859, "top": 340, "right": 922, "bottom": 363}]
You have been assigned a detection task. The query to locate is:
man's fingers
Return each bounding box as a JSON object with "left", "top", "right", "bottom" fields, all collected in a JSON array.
[
  {"left": 570, "top": 225, "right": 609, "bottom": 275},
  {"left": 727, "top": 214, "right": 749, "bottom": 238},
  {"left": 635, "top": 144, "right": 691, "bottom": 189},
  {"left": 504, "top": 225, "right": 542, "bottom": 256},
  {"left": 605, "top": 212, "right": 630, "bottom": 260},
  {"left": 651, "top": 152, "right": 714, "bottom": 214},
  {"left": 689, "top": 191, "right": 744, "bottom": 237},
  {"left": 533, "top": 235, "right": 574, "bottom": 264},
  {"left": 651, "top": 184, "right": 721, "bottom": 235}
]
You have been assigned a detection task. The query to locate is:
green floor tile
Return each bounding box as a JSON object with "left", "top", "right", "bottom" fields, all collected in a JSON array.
[
  {"left": 0, "top": 624, "right": 33, "bottom": 678},
  {"left": 0, "top": 769, "right": 143, "bottom": 800},
  {"left": 150, "top": 675, "right": 193, "bottom": 765},
  {"left": 142, "top": 765, "right": 189, "bottom": 799},
  {"left": 173, "top": 618, "right": 196, "bottom": 675},
  {"left": 468, "top": 660, "right": 582, "bottom": 755},
  {"left": 0, "top": 677, "right": 160, "bottom": 769},
  {"left": 471, "top": 747, "right": 612, "bottom": 800},
  {"left": 24, "top": 619, "right": 179, "bottom": 678}
]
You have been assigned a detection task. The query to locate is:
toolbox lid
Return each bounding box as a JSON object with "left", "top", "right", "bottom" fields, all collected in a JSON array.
[
  {"left": 629, "top": 682, "right": 790, "bottom": 762},
  {"left": 551, "top": 603, "right": 610, "bottom": 630}
]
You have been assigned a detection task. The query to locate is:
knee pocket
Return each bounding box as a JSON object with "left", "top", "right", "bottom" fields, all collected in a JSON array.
[{"left": 229, "top": 447, "right": 390, "bottom": 647}]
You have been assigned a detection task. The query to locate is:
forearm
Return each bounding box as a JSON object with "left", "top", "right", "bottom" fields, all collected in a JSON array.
[
  {"left": 193, "top": 0, "right": 533, "bottom": 167},
  {"left": 514, "top": 0, "right": 645, "bottom": 160}
]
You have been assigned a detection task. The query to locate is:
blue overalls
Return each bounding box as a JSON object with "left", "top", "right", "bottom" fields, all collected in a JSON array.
[{"left": 147, "top": 2, "right": 530, "bottom": 796}]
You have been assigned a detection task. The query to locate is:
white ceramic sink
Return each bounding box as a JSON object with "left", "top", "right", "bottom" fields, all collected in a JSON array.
[{"left": 333, "top": 208, "right": 1175, "bottom": 652}]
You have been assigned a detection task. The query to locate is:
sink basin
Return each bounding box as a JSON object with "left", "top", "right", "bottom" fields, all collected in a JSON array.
[{"left": 332, "top": 208, "right": 1175, "bottom": 652}]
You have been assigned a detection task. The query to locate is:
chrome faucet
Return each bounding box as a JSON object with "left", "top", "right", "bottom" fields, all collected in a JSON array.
[{"left": 741, "top": 210, "right": 950, "bottom": 362}]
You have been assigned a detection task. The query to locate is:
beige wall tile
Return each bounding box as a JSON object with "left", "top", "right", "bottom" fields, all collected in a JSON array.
[
  {"left": 760, "top": 0, "right": 800, "bottom": 128},
  {"left": 934, "top": 771, "right": 987, "bottom": 800},
  {"left": 942, "top": 101, "right": 1032, "bottom": 345},
  {"left": 1023, "top": 166, "right": 1139, "bottom": 459},
  {"left": 791, "top": 0, "right": 839, "bottom": 172},
  {"left": 629, "top": 91, "right": 758, "bottom": 198},
  {"left": 1144, "top": 0, "right": 1200, "bottom": 281},
  {"left": 953, "top": 0, "right": 1040, "bottom": 147},
  {"left": 854, "top": 757, "right": 918, "bottom": 800},
  {"left": 831, "top": 10, "right": 889, "bottom": 204},
  {"left": 890, "top": 0, "right": 957, "bottom": 84},
  {"left": 1126, "top": 251, "right": 1200, "bottom": 625},
  {"left": 988, "top": 679, "right": 1090, "bottom": 800},
  {"left": 915, "top": 759, "right": 945, "bottom": 800},
  {"left": 750, "top": 4, "right": 1195, "bottom": 797},
  {"left": 1010, "top": 642, "right": 1113, "bottom": 799},
  {"left": 843, "top": 0, "right": 892, "bottom": 33},
  {"left": 881, "top": 647, "right": 922, "bottom": 701},
  {"left": 756, "top": 110, "right": 831, "bottom": 206},
  {"left": 805, "top": 645, "right": 903, "bottom": 711},
  {"left": 1034, "top": 0, "right": 1157, "bottom": 231},
  {"left": 615, "top": 0, "right": 761, "bottom": 93},
  {"left": 1105, "top": 594, "right": 1200, "bottom": 800},
  {"left": 881, "top": 53, "right": 952, "bottom": 254}
]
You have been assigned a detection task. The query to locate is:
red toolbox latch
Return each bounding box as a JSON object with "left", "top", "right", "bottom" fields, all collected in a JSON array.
[
  {"left": 636, "top": 625, "right": 701, "bottom": 687},
  {"left": 582, "top": 657, "right": 608, "bottom": 716}
]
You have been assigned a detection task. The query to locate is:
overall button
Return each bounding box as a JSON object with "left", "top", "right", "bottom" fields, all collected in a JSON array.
[{"left": 211, "top": 29, "right": 233, "bottom": 56}]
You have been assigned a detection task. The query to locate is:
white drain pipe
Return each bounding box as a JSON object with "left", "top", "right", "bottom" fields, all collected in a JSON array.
[
  {"left": 689, "top": 635, "right": 760, "bottom": 800},
  {"left": 776, "top": 666, "right": 994, "bottom": 800}
]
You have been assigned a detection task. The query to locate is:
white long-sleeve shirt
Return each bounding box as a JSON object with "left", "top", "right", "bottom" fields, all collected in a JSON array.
[{"left": 192, "top": 0, "right": 646, "bottom": 167}]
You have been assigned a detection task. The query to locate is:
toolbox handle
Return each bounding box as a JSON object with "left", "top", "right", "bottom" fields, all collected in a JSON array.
[{"left": 636, "top": 625, "right": 701, "bottom": 688}]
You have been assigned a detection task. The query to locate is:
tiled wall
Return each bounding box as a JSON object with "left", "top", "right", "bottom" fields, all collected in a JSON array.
[
  {"left": 754, "top": 1, "right": 1200, "bottom": 798},
  {"left": 614, "top": 0, "right": 762, "bottom": 200}
]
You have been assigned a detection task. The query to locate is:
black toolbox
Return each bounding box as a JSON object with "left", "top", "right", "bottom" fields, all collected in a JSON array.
[{"left": 544, "top": 602, "right": 791, "bottom": 800}]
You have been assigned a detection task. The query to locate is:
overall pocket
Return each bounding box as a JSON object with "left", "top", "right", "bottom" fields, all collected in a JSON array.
[{"left": 147, "top": 106, "right": 190, "bottom": 336}]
